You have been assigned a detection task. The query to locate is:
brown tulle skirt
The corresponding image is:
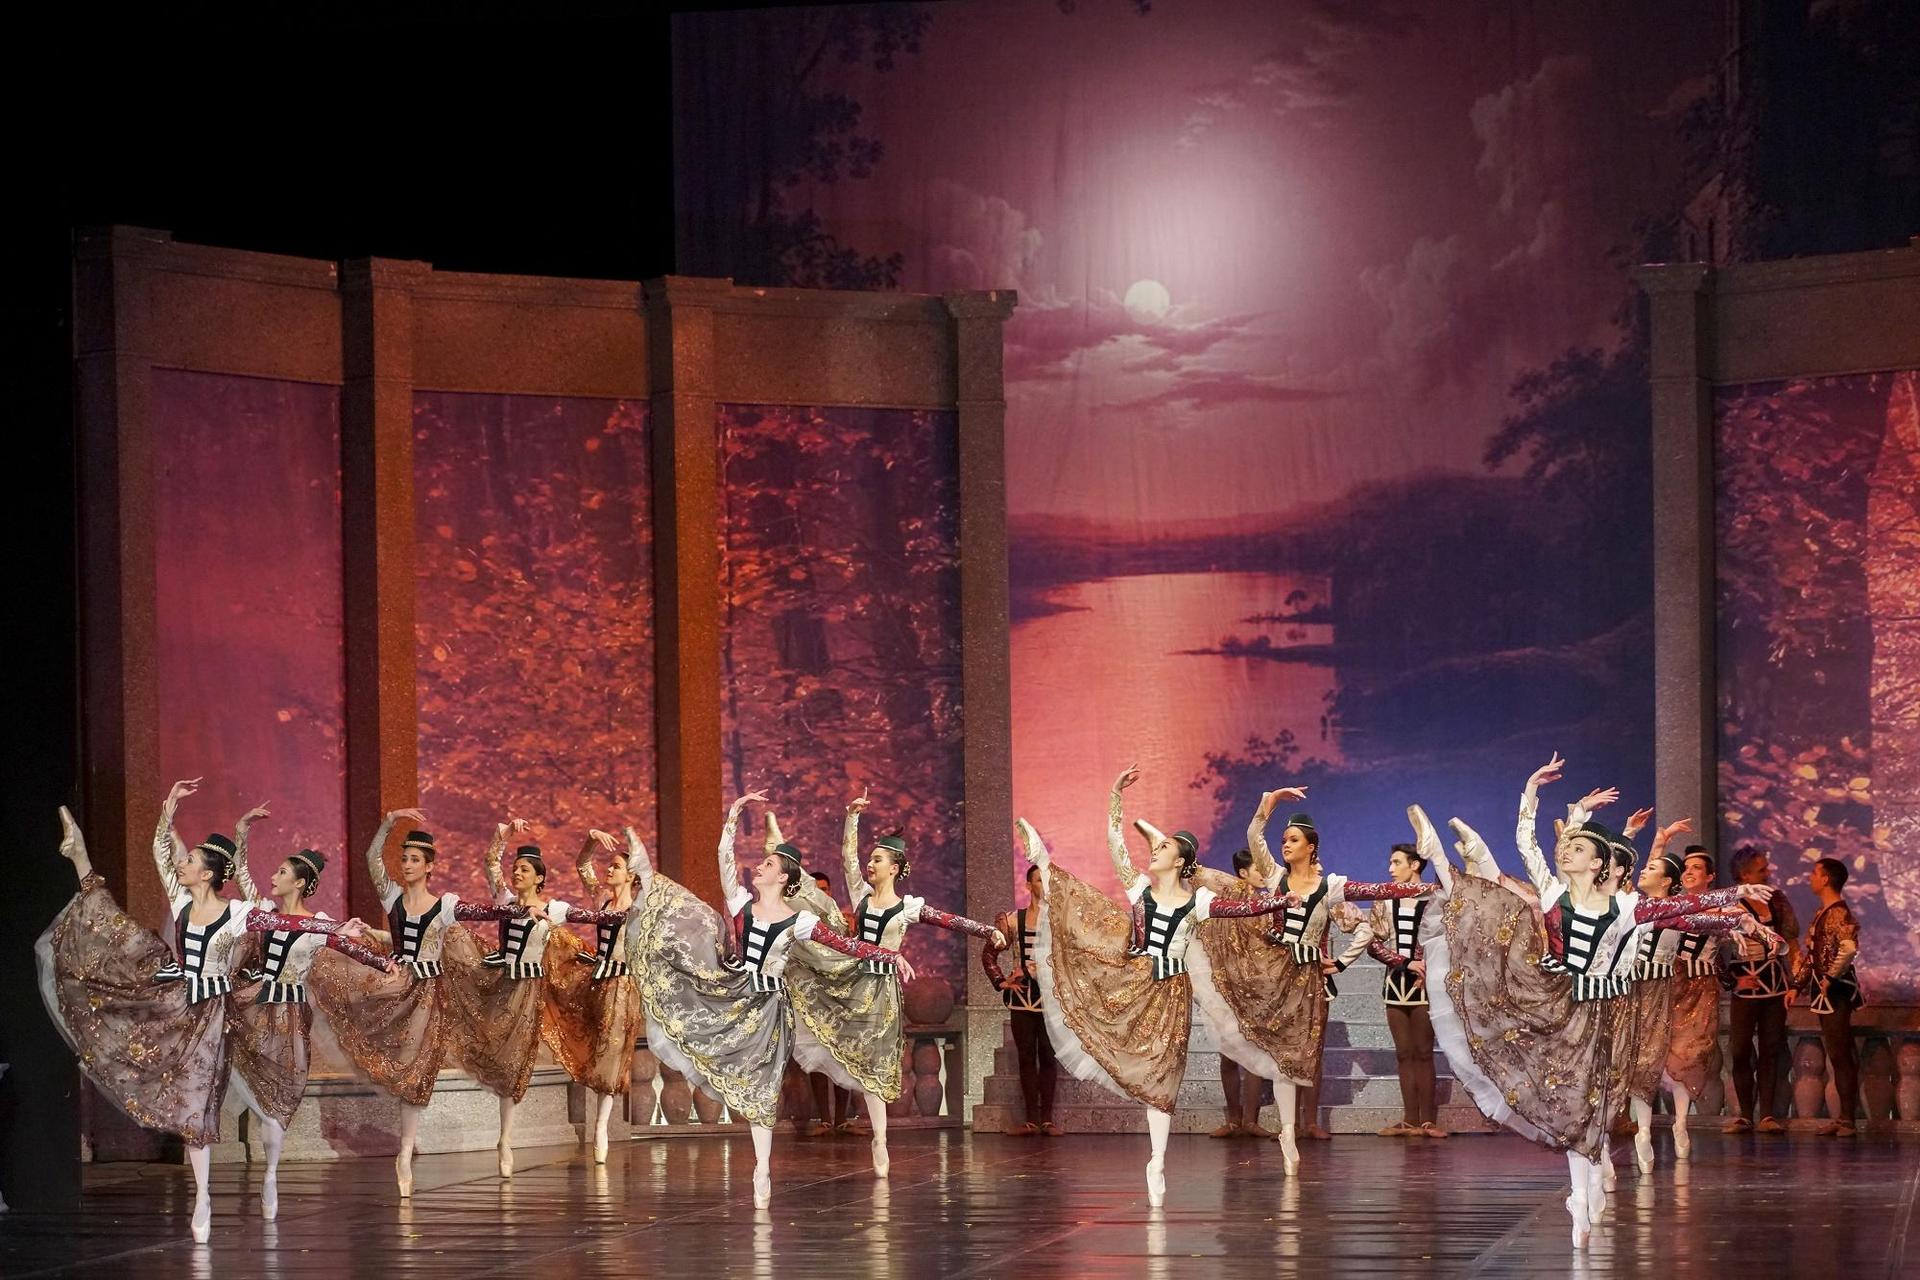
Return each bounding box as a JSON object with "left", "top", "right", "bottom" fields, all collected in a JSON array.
[
  {"left": 1032, "top": 863, "right": 1191, "bottom": 1113},
  {"left": 226, "top": 956, "right": 314, "bottom": 1128},
  {"left": 1622, "top": 977, "right": 1675, "bottom": 1104},
  {"left": 35, "top": 878, "right": 233, "bottom": 1146},
  {"left": 1191, "top": 868, "right": 1327, "bottom": 1085},
  {"left": 543, "top": 950, "right": 642, "bottom": 1097},
  {"left": 1663, "top": 971, "right": 1721, "bottom": 1096},
  {"left": 307, "top": 931, "right": 487, "bottom": 1108},
  {"left": 437, "top": 928, "right": 583, "bottom": 1102},
  {"left": 1425, "top": 873, "right": 1633, "bottom": 1160}
]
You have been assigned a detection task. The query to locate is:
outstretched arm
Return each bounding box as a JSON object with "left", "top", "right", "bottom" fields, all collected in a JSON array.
[
  {"left": 801, "top": 919, "right": 915, "bottom": 982},
  {"left": 918, "top": 904, "right": 1004, "bottom": 947},
  {"left": 1106, "top": 766, "right": 1141, "bottom": 889},
  {"left": 1635, "top": 883, "right": 1767, "bottom": 925},
  {"left": 326, "top": 932, "right": 397, "bottom": 972}
]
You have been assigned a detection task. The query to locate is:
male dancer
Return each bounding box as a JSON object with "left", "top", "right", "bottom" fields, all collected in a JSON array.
[{"left": 982, "top": 863, "right": 1061, "bottom": 1134}]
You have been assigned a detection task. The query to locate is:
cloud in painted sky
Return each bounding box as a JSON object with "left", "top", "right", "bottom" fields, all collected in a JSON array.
[
  {"left": 1004, "top": 288, "right": 1269, "bottom": 386},
  {"left": 1108, "top": 370, "right": 1337, "bottom": 412},
  {"left": 924, "top": 177, "right": 1043, "bottom": 291}
]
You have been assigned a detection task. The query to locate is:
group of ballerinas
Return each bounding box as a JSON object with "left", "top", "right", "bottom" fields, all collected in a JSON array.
[
  {"left": 1008, "top": 755, "right": 1781, "bottom": 1250},
  {"left": 37, "top": 780, "right": 1002, "bottom": 1241},
  {"left": 38, "top": 751, "right": 1786, "bottom": 1252}
]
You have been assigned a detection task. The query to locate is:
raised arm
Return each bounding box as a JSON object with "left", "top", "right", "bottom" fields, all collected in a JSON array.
[
  {"left": 575, "top": 830, "right": 608, "bottom": 899},
  {"left": 484, "top": 821, "right": 511, "bottom": 902},
  {"left": 363, "top": 807, "right": 421, "bottom": 905},
  {"left": 842, "top": 789, "right": 871, "bottom": 904},
  {"left": 1107, "top": 766, "right": 1141, "bottom": 889},
  {"left": 1515, "top": 754, "right": 1565, "bottom": 899},
  {"left": 152, "top": 778, "right": 199, "bottom": 902},
  {"left": 231, "top": 803, "right": 270, "bottom": 903},
  {"left": 1247, "top": 786, "right": 1306, "bottom": 889},
  {"left": 717, "top": 792, "right": 764, "bottom": 916}
]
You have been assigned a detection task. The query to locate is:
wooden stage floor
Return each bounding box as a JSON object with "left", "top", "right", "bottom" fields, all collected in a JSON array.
[{"left": 3, "top": 1128, "right": 1915, "bottom": 1277}]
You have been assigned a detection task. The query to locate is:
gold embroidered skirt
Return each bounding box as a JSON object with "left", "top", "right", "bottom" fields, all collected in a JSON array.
[
  {"left": 625, "top": 873, "right": 791, "bottom": 1129},
  {"left": 543, "top": 949, "right": 642, "bottom": 1097},
  {"left": 1423, "top": 872, "right": 1632, "bottom": 1160},
  {"left": 1662, "top": 971, "right": 1721, "bottom": 1097},
  {"left": 1030, "top": 863, "right": 1191, "bottom": 1114},
  {"left": 307, "top": 935, "right": 479, "bottom": 1108},
  {"left": 437, "top": 929, "right": 581, "bottom": 1103},
  {"left": 34, "top": 878, "right": 231, "bottom": 1146},
  {"left": 1622, "top": 976, "right": 1674, "bottom": 1104},
  {"left": 1190, "top": 869, "right": 1326, "bottom": 1086},
  {"left": 226, "top": 947, "right": 314, "bottom": 1128},
  {"left": 786, "top": 950, "right": 906, "bottom": 1102}
]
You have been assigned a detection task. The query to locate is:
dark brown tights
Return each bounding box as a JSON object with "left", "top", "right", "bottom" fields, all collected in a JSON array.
[{"left": 1386, "top": 1004, "right": 1438, "bottom": 1126}]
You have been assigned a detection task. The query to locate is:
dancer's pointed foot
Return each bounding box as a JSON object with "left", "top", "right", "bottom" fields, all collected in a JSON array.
[
  {"left": 191, "top": 1192, "right": 211, "bottom": 1244},
  {"left": 1587, "top": 1161, "right": 1608, "bottom": 1218},
  {"left": 261, "top": 1172, "right": 277, "bottom": 1221},
  {"left": 497, "top": 1141, "right": 513, "bottom": 1178},
  {"left": 1278, "top": 1125, "right": 1300, "bottom": 1176},
  {"left": 1144, "top": 1156, "right": 1166, "bottom": 1207},
  {"left": 396, "top": 1149, "right": 414, "bottom": 1200},
  {"left": 594, "top": 1138, "right": 609, "bottom": 1165},
  {"left": 1673, "top": 1125, "right": 1691, "bottom": 1160},
  {"left": 872, "top": 1138, "right": 890, "bottom": 1179},
  {"left": 1567, "top": 1189, "right": 1591, "bottom": 1250},
  {"left": 752, "top": 1168, "right": 771, "bottom": 1210},
  {"left": 1634, "top": 1131, "right": 1654, "bottom": 1173}
]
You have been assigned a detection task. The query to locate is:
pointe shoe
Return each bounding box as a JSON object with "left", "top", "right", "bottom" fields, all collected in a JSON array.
[
  {"left": 872, "top": 1138, "right": 890, "bottom": 1179},
  {"left": 752, "top": 1168, "right": 771, "bottom": 1210},
  {"left": 1634, "top": 1131, "right": 1654, "bottom": 1173},
  {"left": 1144, "top": 1156, "right": 1166, "bottom": 1207},
  {"left": 261, "top": 1172, "right": 278, "bottom": 1221},
  {"left": 396, "top": 1150, "right": 414, "bottom": 1200},
  {"left": 191, "top": 1193, "right": 211, "bottom": 1244},
  {"left": 594, "top": 1138, "right": 609, "bottom": 1165},
  {"left": 1673, "top": 1126, "right": 1691, "bottom": 1160},
  {"left": 1587, "top": 1163, "right": 1608, "bottom": 1219},
  {"left": 497, "top": 1142, "right": 513, "bottom": 1178},
  {"left": 1599, "top": 1160, "right": 1617, "bottom": 1194},
  {"left": 1566, "top": 1190, "right": 1591, "bottom": 1250},
  {"left": 1278, "top": 1125, "right": 1300, "bottom": 1176}
]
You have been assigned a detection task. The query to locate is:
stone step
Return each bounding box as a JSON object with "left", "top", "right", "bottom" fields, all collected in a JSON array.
[{"left": 1322, "top": 1104, "right": 1496, "bottom": 1135}]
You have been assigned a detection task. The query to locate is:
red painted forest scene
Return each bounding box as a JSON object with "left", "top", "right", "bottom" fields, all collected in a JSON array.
[{"left": 1716, "top": 370, "right": 1920, "bottom": 1000}]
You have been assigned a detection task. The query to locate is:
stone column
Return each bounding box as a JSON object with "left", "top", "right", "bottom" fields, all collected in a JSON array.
[
  {"left": 1637, "top": 264, "right": 1718, "bottom": 850},
  {"left": 644, "top": 277, "right": 730, "bottom": 900},
  {"left": 945, "top": 290, "right": 1018, "bottom": 1111},
  {"left": 341, "top": 258, "right": 430, "bottom": 924}
]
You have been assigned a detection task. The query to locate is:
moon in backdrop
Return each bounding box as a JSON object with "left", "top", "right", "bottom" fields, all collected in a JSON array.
[{"left": 1123, "top": 278, "right": 1172, "bottom": 322}]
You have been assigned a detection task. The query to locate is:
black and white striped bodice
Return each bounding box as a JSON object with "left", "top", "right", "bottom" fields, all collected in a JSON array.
[
  {"left": 740, "top": 907, "right": 799, "bottom": 992},
  {"left": 1545, "top": 893, "right": 1628, "bottom": 1001},
  {"left": 1275, "top": 877, "right": 1332, "bottom": 965},
  {"left": 589, "top": 901, "right": 628, "bottom": 980},
  {"left": 1139, "top": 887, "right": 1196, "bottom": 981},
  {"left": 395, "top": 897, "right": 444, "bottom": 978},
  {"left": 485, "top": 909, "right": 546, "bottom": 980},
  {"left": 854, "top": 898, "right": 906, "bottom": 974},
  {"left": 255, "top": 926, "right": 312, "bottom": 1004},
  {"left": 1382, "top": 898, "right": 1428, "bottom": 1006},
  {"left": 1392, "top": 898, "right": 1424, "bottom": 955},
  {"left": 154, "top": 902, "right": 237, "bottom": 1004}
]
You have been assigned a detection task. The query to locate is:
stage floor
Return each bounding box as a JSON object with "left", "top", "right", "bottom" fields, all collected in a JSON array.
[{"left": 3, "top": 1128, "right": 1915, "bottom": 1277}]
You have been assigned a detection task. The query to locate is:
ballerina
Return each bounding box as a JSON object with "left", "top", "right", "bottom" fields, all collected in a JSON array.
[
  {"left": 775, "top": 787, "right": 1002, "bottom": 1178},
  {"left": 1240, "top": 791, "right": 1436, "bottom": 1154},
  {"left": 542, "top": 827, "right": 644, "bottom": 1164},
  {"left": 439, "top": 819, "right": 630, "bottom": 1178},
  {"left": 1622, "top": 818, "right": 1702, "bottom": 1172},
  {"left": 1017, "top": 766, "right": 1301, "bottom": 1205},
  {"left": 36, "top": 784, "right": 388, "bottom": 1242},
  {"left": 623, "top": 793, "right": 908, "bottom": 1208},
  {"left": 306, "top": 809, "right": 540, "bottom": 1197},
  {"left": 1418, "top": 752, "right": 1784, "bottom": 1248},
  {"left": 222, "top": 805, "right": 395, "bottom": 1219}
]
